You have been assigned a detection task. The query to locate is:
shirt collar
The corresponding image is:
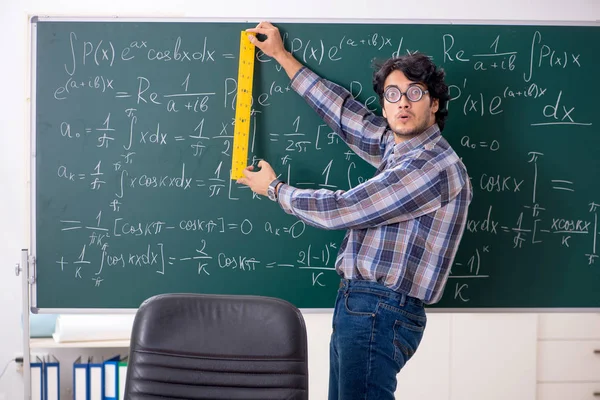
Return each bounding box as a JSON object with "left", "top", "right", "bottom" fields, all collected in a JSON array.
[{"left": 391, "top": 123, "right": 441, "bottom": 155}]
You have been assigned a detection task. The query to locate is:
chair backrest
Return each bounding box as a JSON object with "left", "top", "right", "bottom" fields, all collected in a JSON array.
[{"left": 124, "top": 293, "right": 309, "bottom": 400}]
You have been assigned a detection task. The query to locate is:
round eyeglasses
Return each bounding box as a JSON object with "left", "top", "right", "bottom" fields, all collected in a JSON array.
[{"left": 384, "top": 85, "right": 429, "bottom": 103}]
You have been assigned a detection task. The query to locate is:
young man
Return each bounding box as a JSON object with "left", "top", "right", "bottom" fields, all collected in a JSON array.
[{"left": 237, "top": 21, "right": 473, "bottom": 400}]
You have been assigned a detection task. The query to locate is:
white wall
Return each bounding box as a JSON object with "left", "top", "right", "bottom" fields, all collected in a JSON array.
[{"left": 1, "top": 1, "right": 599, "bottom": 399}]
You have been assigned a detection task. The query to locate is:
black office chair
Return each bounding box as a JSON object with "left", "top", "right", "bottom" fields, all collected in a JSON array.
[{"left": 123, "top": 293, "right": 309, "bottom": 400}]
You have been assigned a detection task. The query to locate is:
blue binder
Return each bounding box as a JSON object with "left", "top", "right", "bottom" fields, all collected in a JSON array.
[
  {"left": 44, "top": 358, "right": 60, "bottom": 400},
  {"left": 102, "top": 356, "right": 120, "bottom": 400},
  {"left": 73, "top": 357, "right": 89, "bottom": 400},
  {"left": 88, "top": 359, "right": 103, "bottom": 400},
  {"left": 31, "top": 360, "right": 44, "bottom": 400},
  {"left": 118, "top": 357, "right": 128, "bottom": 400}
]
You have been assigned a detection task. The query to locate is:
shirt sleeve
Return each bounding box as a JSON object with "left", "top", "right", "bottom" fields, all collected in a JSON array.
[
  {"left": 277, "top": 159, "right": 453, "bottom": 231},
  {"left": 290, "top": 67, "right": 390, "bottom": 168}
]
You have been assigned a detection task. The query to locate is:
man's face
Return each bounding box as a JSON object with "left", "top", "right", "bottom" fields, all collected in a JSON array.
[{"left": 382, "top": 70, "right": 439, "bottom": 143}]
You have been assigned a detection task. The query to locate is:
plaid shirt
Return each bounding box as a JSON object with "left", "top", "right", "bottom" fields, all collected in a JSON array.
[{"left": 278, "top": 67, "right": 473, "bottom": 304}]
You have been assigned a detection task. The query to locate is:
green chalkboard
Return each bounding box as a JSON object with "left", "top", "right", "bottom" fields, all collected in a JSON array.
[{"left": 32, "top": 18, "right": 600, "bottom": 310}]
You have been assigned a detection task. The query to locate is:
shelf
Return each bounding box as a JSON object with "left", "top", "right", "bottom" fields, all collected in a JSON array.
[{"left": 30, "top": 338, "right": 130, "bottom": 348}]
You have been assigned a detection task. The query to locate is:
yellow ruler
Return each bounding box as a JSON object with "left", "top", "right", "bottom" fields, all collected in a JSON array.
[{"left": 231, "top": 31, "right": 256, "bottom": 180}]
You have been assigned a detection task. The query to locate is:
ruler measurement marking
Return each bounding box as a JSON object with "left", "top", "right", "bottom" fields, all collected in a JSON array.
[{"left": 231, "top": 31, "right": 256, "bottom": 180}]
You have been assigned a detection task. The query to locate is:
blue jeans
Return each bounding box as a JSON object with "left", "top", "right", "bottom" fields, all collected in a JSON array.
[{"left": 328, "top": 279, "right": 427, "bottom": 400}]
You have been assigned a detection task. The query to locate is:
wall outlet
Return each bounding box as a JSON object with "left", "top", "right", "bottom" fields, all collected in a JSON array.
[
  {"left": 14, "top": 353, "right": 24, "bottom": 375},
  {"left": 14, "top": 351, "right": 50, "bottom": 370}
]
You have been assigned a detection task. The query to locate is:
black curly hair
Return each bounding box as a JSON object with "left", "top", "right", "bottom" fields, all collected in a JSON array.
[{"left": 372, "top": 53, "right": 450, "bottom": 131}]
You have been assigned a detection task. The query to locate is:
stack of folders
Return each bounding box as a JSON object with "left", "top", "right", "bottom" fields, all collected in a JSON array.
[
  {"left": 30, "top": 356, "right": 60, "bottom": 400},
  {"left": 73, "top": 356, "right": 128, "bottom": 400}
]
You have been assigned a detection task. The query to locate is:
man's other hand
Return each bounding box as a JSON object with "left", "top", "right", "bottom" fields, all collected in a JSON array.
[{"left": 236, "top": 160, "right": 277, "bottom": 197}]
